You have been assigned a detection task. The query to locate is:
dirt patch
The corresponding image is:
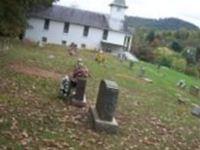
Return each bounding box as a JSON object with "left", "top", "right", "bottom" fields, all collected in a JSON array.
[{"left": 9, "top": 62, "right": 63, "bottom": 80}]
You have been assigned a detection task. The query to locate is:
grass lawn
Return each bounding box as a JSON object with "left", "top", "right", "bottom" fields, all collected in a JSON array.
[{"left": 0, "top": 41, "right": 200, "bottom": 149}]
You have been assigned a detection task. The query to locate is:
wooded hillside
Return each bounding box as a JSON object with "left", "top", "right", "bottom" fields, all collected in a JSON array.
[{"left": 126, "top": 16, "right": 199, "bottom": 30}]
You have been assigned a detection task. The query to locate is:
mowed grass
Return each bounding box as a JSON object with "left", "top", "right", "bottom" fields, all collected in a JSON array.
[{"left": 0, "top": 41, "right": 200, "bottom": 149}]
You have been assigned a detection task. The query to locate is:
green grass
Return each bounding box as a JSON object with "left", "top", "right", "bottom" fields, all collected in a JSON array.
[{"left": 0, "top": 42, "right": 200, "bottom": 149}]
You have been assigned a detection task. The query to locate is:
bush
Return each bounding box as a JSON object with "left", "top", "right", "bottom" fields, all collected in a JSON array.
[
  {"left": 171, "top": 55, "right": 186, "bottom": 71},
  {"left": 159, "top": 57, "right": 172, "bottom": 68},
  {"left": 154, "top": 47, "right": 174, "bottom": 68},
  {"left": 153, "top": 47, "right": 187, "bottom": 70},
  {"left": 134, "top": 45, "right": 155, "bottom": 62},
  {"left": 185, "top": 65, "right": 199, "bottom": 77}
]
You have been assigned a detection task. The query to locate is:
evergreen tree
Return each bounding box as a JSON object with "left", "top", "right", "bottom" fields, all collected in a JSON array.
[
  {"left": 170, "top": 41, "right": 183, "bottom": 52},
  {"left": 0, "top": 0, "right": 58, "bottom": 37},
  {"left": 146, "top": 30, "right": 155, "bottom": 43}
]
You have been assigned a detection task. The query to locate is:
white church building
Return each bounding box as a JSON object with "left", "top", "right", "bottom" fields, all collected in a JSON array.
[{"left": 25, "top": 0, "right": 133, "bottom": 52}]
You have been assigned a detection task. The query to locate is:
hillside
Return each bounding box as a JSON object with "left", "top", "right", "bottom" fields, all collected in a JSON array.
[
  {"left": 126, "top": 16, "right": 199, "bottom": 30},
  {"left": 0, "top": 42, "right": 200, "bottom": 149}
]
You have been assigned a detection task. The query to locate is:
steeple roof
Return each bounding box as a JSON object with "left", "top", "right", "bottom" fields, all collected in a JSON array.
[{"left": 110, "top": 0, "right": 128, "bottom": 8}]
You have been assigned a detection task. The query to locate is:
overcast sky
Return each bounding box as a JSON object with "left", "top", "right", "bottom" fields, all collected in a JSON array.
[{"left": 55, "top": 0, "right": 200, "bottom": 27}]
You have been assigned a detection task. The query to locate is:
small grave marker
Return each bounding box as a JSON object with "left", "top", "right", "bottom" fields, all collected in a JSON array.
[
  {"left": 139, "top": 66, "right": 145, "bottom": 77},
  {"left": 191, "top": 106, "right": 200, "bottom": 118},
  {"left": 71, "top": 78, "right": 87, "bottom": 107},
  {"left": 190, "top": 85, "right": 200, "bottom": 97}
]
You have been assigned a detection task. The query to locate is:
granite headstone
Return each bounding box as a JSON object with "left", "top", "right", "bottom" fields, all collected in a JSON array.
[
  {"left": 96, "top": 80, "right": 119, "bottom": 121},
  {"left": 90, "top": 80, "right": 119, "bottom": 134}
]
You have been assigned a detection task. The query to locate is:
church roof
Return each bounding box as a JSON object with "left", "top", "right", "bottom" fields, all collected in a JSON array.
[
  {"left": 29, "top": 5, "right": 130, "bottom": 34},
  {"left": 110, "top": 0, "right": 127, "bottom": 8}
]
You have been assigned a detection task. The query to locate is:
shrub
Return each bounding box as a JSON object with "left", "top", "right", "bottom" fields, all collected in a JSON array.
[
  {"left": 153, "top": 47, "right": 187, "bottom": 70},
  {"left": 171, "top": 54, "right": 186, "bottom": 71},
  {"left": 154, "top": 47, "right": 174, "bottom": 68},
  {"left": 159, "top": 57, "right": 172, "bottom": 68},
  {"left": 134, "top": 45, "right": 155, "bottom": 62},
  {"left": 185, "top": 65, "right": 198, "bottom": 77}
]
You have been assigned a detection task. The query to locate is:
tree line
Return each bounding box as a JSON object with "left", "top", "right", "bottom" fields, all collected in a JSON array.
[{"left": 132, "top": 28, "right": 200, "bottom": 78}]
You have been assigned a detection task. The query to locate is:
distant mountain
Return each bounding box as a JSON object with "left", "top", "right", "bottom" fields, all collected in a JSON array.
[{"left": 126, "top": 16, "right": 199, "bottom": 30}]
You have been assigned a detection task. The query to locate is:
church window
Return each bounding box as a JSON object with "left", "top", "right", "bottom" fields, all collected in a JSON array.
[
  {"left": 64, "top": 22, "right": 70, "bottom": 33},
  {"left": 44, "top": 19, "right": 50, "bottom": 30},
  {"left": 103, "top": 30, "right": 108, "bottom": 40},
  {"left": 83, "top": 26, "right": 89, "bottom": 37},
  {"left": 62, "top": 40, "right": 67, "bottom": 45},
  {"left": 42, "top": 37, "right": 47, "bottom": 43}
]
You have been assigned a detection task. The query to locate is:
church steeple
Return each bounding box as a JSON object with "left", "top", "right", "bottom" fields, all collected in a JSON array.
[
  {"left": 109, "top": 0, "right": 128, "bottom": 21},
  {"left": 109, "top": 0, "right": 128, "bottom": 30},
  {"left": 110, "top": 0, "right": 128, "bottom": 9}
]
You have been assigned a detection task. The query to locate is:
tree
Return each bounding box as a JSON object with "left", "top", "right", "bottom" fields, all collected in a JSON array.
[
  {"left": 146, "top": 30, "right": 155, "bottom": 43},
  {"left": 174, "top": 28, "right": 189, "bottom": 40},
  {"left": 196, "top": 46, "right": 200, "bottom": 63},
  {"left": 0, "top": 0, "right": 58, "bottom": 37},
  {"left": 170, "top": 41, "right": 183, "bottom": 52}
]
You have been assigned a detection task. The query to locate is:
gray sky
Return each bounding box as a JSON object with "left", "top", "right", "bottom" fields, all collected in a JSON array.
[{"left": 55, "top": 0, "right": 200, "bottom": 27}]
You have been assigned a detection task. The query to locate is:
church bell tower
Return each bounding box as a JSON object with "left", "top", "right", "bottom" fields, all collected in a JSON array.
[{"left": 109, "top": 0, "right": 128, "bottom": 30}]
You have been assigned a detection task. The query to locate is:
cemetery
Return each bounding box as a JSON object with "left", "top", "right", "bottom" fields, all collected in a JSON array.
[
  {"left": 0, "top": 43, "right": 200, "bottom": 149},
  {"left": 1, "top": 0, "right": 200, "bottom": 149}
]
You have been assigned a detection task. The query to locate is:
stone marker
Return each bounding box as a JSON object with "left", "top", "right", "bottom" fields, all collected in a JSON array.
[
  {"left": 177, "top": 97, "right": 188, "bottom": 105},
  {"left": 139, "top": 66, "right": 145, "bottom": 77},
  {"left": 143, "top": 77, "right": 153, "bottom": 83},
  {"left": 191, "top": 106, "right": 200, "bottom": 118},
  {"left": 176, "top": 80, "right": 186, "bottom": 89},
  {"left": 129, "top": 61, "right": 134, "bottom": 69},
  {"left": 71, "top": 78, "right": 87, "bottom": 107},
  {"left": 89, "top": 80, "right": 119, "bottom": 134},
  {"left": 190, "top": 85, "right": 200, "bottom": 97}
]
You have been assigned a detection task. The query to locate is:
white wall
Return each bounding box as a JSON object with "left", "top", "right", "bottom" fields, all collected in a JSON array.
[
  {"left": 110, "top": 7, "right": 126, "bottom": 21},
  {"left": 25, "top": 17, "right": 127, "bottom": 50},
  {"left": 107, "top": 30, "right": 126, "bottom": 46},
  {"left": 25, "top": 18, "right": 104, "bottom": 49},
  {"left": 109, "top": 17, "right": 124, "bottom": 31}
]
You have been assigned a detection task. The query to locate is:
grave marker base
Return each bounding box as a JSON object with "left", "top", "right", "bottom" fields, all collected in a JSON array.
[
  {"left": 89, "top": 106, "right": 118, "bottom": 134},
  {"left": 71, "top": 95, "right": 87, "bottom": 108}
]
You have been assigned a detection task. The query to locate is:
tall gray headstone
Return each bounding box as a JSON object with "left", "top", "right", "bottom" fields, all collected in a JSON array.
[
  {"left": 96, "top": 80, "right": 119, "bottom": 121},
  {"left": 89, "top": 80, "right": 119, "bottom": 134}
]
